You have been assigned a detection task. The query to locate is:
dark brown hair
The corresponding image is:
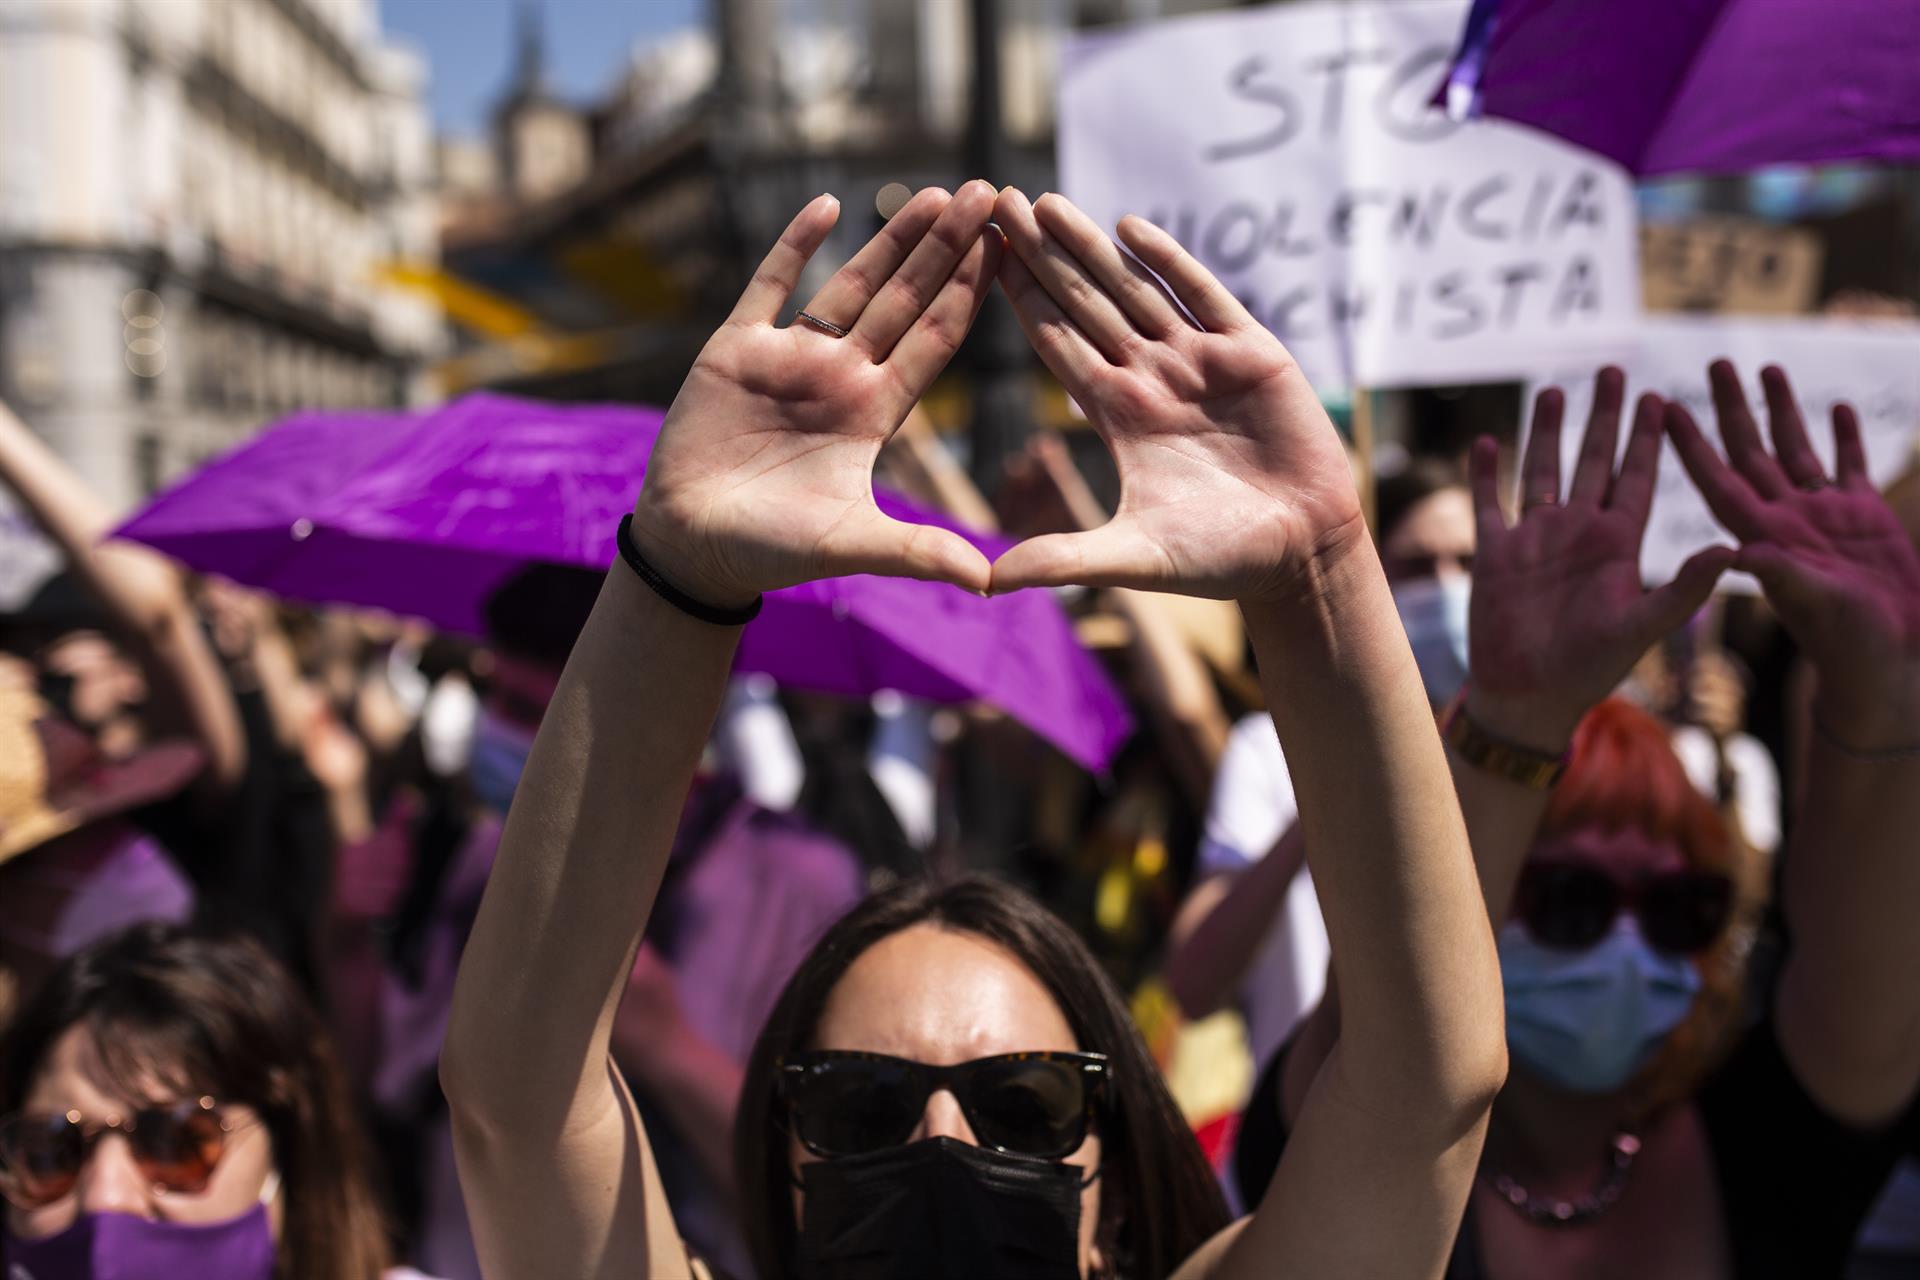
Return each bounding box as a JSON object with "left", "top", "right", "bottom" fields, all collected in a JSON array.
[
  {"left": 0, "top": 923, "right": 389, "bottom": 1280},
  {"left": 735, "top": 876, "right": 1230, "bottom": 1280}
]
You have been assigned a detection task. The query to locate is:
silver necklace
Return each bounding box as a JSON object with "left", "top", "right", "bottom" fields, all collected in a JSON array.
[{"left": 1482, "top": 1131, "right": 1642, "bottom": 1226}]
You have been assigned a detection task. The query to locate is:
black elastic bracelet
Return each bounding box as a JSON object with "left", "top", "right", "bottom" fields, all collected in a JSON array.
[{"left": 616, "top": 514, "right": 763, "bottom": 626}]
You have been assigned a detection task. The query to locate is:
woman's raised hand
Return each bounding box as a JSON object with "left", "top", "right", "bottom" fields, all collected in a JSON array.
[
  {"left": 1466, "top": 369, "right": 1733, "bottom": 748},
  {"left": 1667, "top": 361, "right": 1920, "bottom": 749},
  {"left": 987, "top": 190, "right": 1364, "bottom": 603},
  {"left": 631, "top": 183, "right": 1003, "bottom": 605}
]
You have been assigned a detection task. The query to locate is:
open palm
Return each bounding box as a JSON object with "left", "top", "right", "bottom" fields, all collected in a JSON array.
[
  {"left": 987, "top": 190, "right": 1363, "bottom": 603},
  {"left": 632, "top": 183, "right": 1003, "bottom": 604},
  {"left": 1667, "top": 362, "right": 1920, "bottom": 744},
  {"left": 1467, "top": 369, "right": 1732, "bottom": 745}
]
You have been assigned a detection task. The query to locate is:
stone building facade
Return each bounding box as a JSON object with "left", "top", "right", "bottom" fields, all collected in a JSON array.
[{"left": 0, "top": 0, "right": 442, "bottom": 512}]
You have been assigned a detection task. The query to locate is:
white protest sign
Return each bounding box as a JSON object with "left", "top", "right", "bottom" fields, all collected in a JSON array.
[
  {"left": 1059, "top": 0, "right": 1639, "bottom": 395},
  {"left": 1527, "top": 317, "right": 1920, "bottom": 593}
]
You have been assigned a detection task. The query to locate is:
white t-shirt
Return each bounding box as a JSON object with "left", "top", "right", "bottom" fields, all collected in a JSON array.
[
  {"left": 1669, "top": 726, "right": 1782, "bottom": 855},
  {"left": 1198, "top": 714, "right": 1330, "bottom": 1072}
]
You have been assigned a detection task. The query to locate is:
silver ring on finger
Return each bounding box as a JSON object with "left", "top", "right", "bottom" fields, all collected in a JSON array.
[
  {"left": 797, "top": 311, "right": 851, "bottom": 338},
  {"left": 1523, "top": 488, "right": 1559, "bottom": 510},
  {"left": 1795, "top": 473, "right": 1829, "bottom": 493}
]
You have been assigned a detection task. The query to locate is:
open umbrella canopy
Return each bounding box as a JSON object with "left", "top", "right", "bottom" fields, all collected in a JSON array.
[
  {"left": 118, "top": 395, "right": 1132, "bottom": 770},
  {"left": 1438, "top": 0, "right": 1920, "bottom": 176}
]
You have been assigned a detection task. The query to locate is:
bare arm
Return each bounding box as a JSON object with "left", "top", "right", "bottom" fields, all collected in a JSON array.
[
  {"left": 0, "top": 402, "right": 245, "bottom": 792},
  {"left": 1165, "top": 824, "right": 1304, "bottom": 1020},
  {"left": 1665, "top": 362, "right": 1920, "bottom": 1129},
  {"left": 989, "top": 189, "right": 1505, "bottom": 1280},
  {"left": 440, "top": 182, "right": 1004, "bottom": 1280}
]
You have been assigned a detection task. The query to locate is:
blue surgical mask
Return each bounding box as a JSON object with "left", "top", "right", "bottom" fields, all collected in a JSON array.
[
  {"left": 1392, "top": 575, "right": 1471, "bottom": 705},
  {"left": 469, "top": 708, "right": 536, "bottom": 814},
  {"left": 1499, "top": 917, "right": 1702, "bottom": 1095}
]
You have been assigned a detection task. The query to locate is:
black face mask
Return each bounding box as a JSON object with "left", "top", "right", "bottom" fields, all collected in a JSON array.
[{"left": 795, "top": 1136, "right": 1087, "bottom": 1280}]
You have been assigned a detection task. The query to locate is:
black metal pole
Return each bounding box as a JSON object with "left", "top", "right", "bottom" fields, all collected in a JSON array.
[{"left": 964, "top": 0, "right": 1030, "bottom": 500}]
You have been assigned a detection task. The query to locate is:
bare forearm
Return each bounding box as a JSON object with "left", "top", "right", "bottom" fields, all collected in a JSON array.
[
  {"left": 0, "top": 405, "right": 245, "bottom": 787},
  {"left": 1166, "top": 827, "right": 1305, "bottom": 1018},
  {"left": 443, "top": 566, "right": 740, "bottom": 1124},
  {"left": 1115, "top": 587, "right": 1231, "bottom": 806},
  {"left": 1243, "top": 538, "right": 1503, "bottom": 1112},
  {"left": 1449, "top": 686, "right": 1567, "bottom": 923},
  {"left": 1776, "top": 685, "right": 1920, "bottom": 1127}
]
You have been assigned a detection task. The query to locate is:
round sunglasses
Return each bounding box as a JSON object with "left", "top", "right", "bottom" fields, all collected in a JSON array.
[
  {"left": 0, "top": 1096, "right": 253, "bottom": 1210},
  {"left": 1515, "top": 861, "right": 1734, "bottom": 955},
  {"left": 777, "top": 1050, "right": 1108, "bottom": 1161}
]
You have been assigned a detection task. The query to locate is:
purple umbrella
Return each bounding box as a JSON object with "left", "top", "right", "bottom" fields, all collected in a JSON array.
[
  {"left": 1438, "top": 0, "right": 1920, "bottom": 176},
  {"left": 117, "top": 395, "right": 1131, "bottom": 770}
]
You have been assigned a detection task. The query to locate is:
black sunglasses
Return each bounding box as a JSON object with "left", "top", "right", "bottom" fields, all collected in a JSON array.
[
  {"left": 1516, "top": 861, "right": 1734, "bottom": 956},
  {"left": 777, "top": 1050, "right": 1108, "bottom": 1160}
]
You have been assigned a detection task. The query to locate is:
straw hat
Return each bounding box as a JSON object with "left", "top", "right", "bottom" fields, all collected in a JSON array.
[{"left": 0, "top": 686, "right": 203, "bottom": 866}]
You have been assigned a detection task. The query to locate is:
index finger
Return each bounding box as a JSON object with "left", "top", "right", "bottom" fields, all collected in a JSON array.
[{"left": 727, "top": 195, "right": 840, "bottom": 327}]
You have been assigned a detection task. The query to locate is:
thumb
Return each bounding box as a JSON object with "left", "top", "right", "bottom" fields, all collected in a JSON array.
[
  {"left": 988, "top": 522, "right": 1165, "bottom": 594},
  {"left": 822, "top": 503, "right": 993, "bottom": 593},
  {"left": 1639, "top": 545, "right": 1735, "bottom": 639}
]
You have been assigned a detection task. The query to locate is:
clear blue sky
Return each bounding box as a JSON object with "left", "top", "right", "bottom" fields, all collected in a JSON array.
[{"left": 382, "top": 0, "right": 704, "bottom": 135}]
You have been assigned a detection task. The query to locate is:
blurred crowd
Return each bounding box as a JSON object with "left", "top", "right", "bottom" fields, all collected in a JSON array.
[{"left": 3, "top": 327, "right": 1920, "bottom": 1279}]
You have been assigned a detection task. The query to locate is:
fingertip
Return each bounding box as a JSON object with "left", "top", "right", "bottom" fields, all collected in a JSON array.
[
  {"left": 1032, "top": 192, "right": 1073, "bottom": 226},
  {"left": 1693, "top": 544, "right": 1739, "bottom": 574}
]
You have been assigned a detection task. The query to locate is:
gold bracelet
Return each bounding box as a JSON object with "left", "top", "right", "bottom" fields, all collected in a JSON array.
[{"left": 1441, "top": 695, "right": 1569, "bottom": 791}]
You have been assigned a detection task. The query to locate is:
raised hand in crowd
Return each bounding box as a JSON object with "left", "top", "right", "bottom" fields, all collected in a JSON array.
[
  {"left": 442, "top": 180, "right": 1503, "bottom": 1280},
  {"left": 990, "top": 187, "right": 1503, "bottom": 1278},
  {"left": 1234, "top": 360, "right": 1920, "bottom": 1280},
  {"left": 1666, "top": 361, "right": 1920, "bottom": 1129},
  {"left": 630, "top": 188, "right": 999, "bottom": 606},
  {"left": 443, "top": 182, "right": 1011, "bottom": 1280},
  {"left": 0, "top": 399, "right": 244, "bottom": 795},
  {"left": 1441, "top": 369, "right": 1735, "bottom": 919}
]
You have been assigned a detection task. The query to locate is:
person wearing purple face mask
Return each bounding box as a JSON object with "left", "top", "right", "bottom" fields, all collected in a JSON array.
[{"left": 0, "top": 923, "right": 397, "bottom": 1280}]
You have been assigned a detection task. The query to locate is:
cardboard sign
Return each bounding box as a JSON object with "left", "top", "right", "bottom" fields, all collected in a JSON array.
[
  {"left": 1641, "top": 218, "right": 1823, "bottom": 315},
  {"left": 1059, "top": 0, "right": 1640, "bottom": 394},
  {"left": 1526, "top": 317, "right": 1920, "bottom": 593}
]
